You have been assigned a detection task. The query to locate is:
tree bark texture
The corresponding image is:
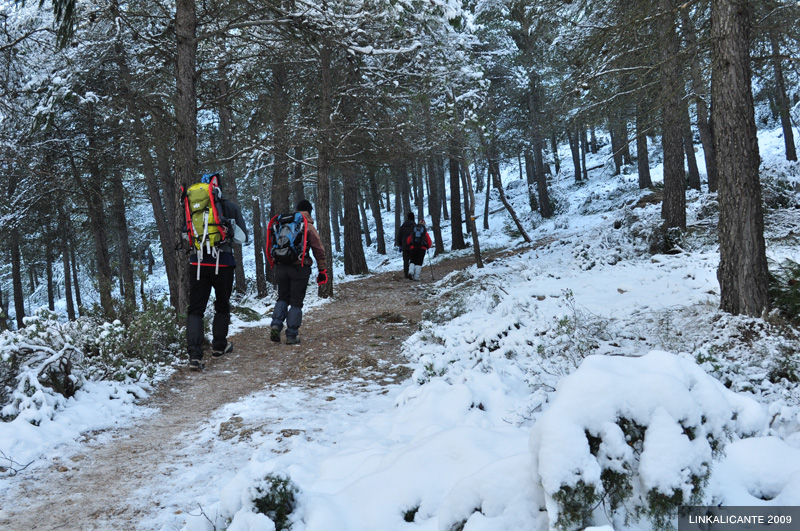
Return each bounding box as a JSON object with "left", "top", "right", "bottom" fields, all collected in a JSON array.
[
  {"left": 426, "top": 156, "right": 445, "bottom": 256},
  {"left": 524, "top": 151, "right": 539, "bottom": 213},
  {"left": 114, "top": 41, "right": 181, "bottom": 312},
  {"left": 635, "top": 103, "right": 653, "bottom": 189},
  {"left": 217, "top": 59, "right": 247, "bottom": 295},
  {"left": 60, "top": 207, "right": 76, "bottom": 320},
  {"left": 251, "top": 197, "right": 269, "bottom": 298},
  {"left": 316, "top": 37, "right": 334, "bottom": 299},
  {"left": 174, "top": 0, "right": 197, "bottom": 320},
  {"left": 682, "top": 103, "right": 702, "bottom": 191},
  {"left": 112, "top": 170, "right": 136, "bottom": 310},
  {"left": 342, "top": 164, "right": 368, "bottom": 275},
  {"left": 10, "top": 229, "right": 25, "bottom": 329},
  {"left": 770, "top": 31, "right": 797, "bottom": 161},
  {"left": 449, "top": 156, "right": 468, "bottom": 250},
  {"left": 270, "top": 62, "right": 292, "bottom": 218},
  {"left": 368, "top": 171, "right": 386, "bottom": 254},
  {"left": 658, "top": 0, "right": 687, "bottom": 230},
  {"left": 680, "top": 8, "right": 718, "bottom": 191},
  {"left": 712, "top": 0, "right": 770, "bottom": 317}
]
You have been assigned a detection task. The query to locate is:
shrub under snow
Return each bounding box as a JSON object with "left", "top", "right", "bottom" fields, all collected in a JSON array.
[{"left": 529, "top": 351, "right": 767, "bottom": 531}]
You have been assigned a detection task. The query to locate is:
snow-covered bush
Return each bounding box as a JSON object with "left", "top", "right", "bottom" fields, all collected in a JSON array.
[
  {"left": 1, "top": 300, "right": 182, "bottom": 423},
  {"left": 0, "top": 309, "right": 82, "bottom": 424},
  {"left": 529, "top": 351, "right": 766, "bottom": 531}
]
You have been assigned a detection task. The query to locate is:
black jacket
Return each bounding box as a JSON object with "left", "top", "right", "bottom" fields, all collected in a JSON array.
[{"left": 396, "top": 219, "right": 416, "bottom": 251}]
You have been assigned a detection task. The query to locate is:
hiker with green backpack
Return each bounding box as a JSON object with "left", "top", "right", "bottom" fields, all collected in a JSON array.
[{"left": 182, "top": 173, "right": 248, "bottom": 370}]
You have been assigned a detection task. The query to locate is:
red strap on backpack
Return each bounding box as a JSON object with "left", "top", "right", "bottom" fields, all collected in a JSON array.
[
  {"left": 181, "top": 186, "right": 195, "bottom": 248},
  {"left": 265, "top": 214, "right": 278, "bottom": 268}
]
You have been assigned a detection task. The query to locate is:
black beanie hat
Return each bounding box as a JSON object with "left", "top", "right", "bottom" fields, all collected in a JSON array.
[
  {"left": 407, "top": 212, "right": 415, "bottom": 221},
  {"left": 296, "top": 199, "right": 313, "bottom": 213}
]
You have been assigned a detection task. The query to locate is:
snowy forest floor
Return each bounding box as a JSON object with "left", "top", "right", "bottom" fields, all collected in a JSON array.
[{"left": 0, "top": 251, "right": 492, "bottom": 530}]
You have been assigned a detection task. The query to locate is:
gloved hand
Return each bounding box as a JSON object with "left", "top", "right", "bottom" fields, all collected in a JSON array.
[
  {"left": 397, "top": 246, "right": 402, "bottom": 253},
  {"left": 316, "top": 269, "right": 329, "bottom": 285}
]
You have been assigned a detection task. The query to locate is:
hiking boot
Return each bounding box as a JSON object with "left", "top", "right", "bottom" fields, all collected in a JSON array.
[
  {"left": 285, "top": 335, "right": 300, "bottom": 345},
  {"left": 212, "top": 342, "right": 233, "bottom": 358},
  {"left": 270, "top": 327, "right": 281, "bottom": 343},
  {"left": 188, "top": 358, "right": 205, "bottom": 370}
]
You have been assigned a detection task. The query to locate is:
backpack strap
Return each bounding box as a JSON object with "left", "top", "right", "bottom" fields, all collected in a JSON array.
[
  {"left": 265, "top": 214, "right": 279, "bottom": 268},
  {"left": 207, "top": 184, "right": 226, "bottom": 243},
  {"left": 181, "top": 186, "right": 197, "bottom": 248},
  {"left": 298, "top": 212, "right": 308, "bottom": 266}
]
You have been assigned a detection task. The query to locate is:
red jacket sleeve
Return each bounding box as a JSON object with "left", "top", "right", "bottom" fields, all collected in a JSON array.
[{"left": 424, "top": 233, "right": 432, "bottom": 249}]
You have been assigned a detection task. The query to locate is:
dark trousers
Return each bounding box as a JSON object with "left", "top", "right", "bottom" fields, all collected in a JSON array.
[
  {"left": 271, "top": 264, "right": 311, "bottom": 338},
  {"left": 402, "top": 249, "right": 411, "bottom": 277},
  {"left": 410, "top": 249, "right": 426, "bottom": 266},
  {"left": 187, "top": 265, "right": 234, "bottom": 360}
]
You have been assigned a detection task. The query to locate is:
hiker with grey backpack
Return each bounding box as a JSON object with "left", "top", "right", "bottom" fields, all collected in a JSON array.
[
  {"left": 181, "top": 173, "right": 248, "bottom": 370},
  {"left": 266, "top": 199, "right": 328, "bottom": 345},
  {"left": 406, "top": 219, "right": 433, "bottom": 281}
]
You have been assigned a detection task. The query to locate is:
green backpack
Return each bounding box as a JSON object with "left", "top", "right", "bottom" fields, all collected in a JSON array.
[{"left": 181, "top": 174, "right": 229, "bottom": 276}]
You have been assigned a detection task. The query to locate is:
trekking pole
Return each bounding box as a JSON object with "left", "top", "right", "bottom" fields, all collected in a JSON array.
[{"left": 427, "top": 250, "right": 435, "bottom": 281}]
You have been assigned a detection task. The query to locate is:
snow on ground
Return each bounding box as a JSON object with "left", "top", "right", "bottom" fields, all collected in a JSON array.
[{"left": 2, "top": 126, "right": 800, "bottom": 530}]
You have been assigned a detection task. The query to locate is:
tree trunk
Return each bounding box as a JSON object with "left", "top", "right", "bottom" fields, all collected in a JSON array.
[
  {"left": 113, "top": 40, "right": 180, "bottom": 312},
  {"left": 174, "top": 0, "right": 197, "bottom": 321},
  {"left": 316, "top": 36, "right": 334, "bottom": 299},
  {"left": 580, "top": 126, "right": 589, "bottom": 181},
  {"left": 293, "top": 145, "right": 306, "bottom": 204},
  {"left": 331, "top": 175, "right": 342, "bottom": 254},
  {"left": 45, "top": 222, "right": 55, "bottom": 311},
  {"left": 69, "top": 234, "right": 82, "bottom": 314},
  {"left": 415, "top": 160, "right": 425, "bottom": 221},
  {"left": 636, "top": 102, "right": 653, "bottom": 189},
  {"left": 680, "top": 8, "right": 718, "bottom": 191},
  {"left": 368, "top": 171, "right": 386, "bottom": 254},
  {"left": 426, "top": 156, "right": 445, "bottom": 256},
  {"left": 218, "top": 57, "right": 247, "bottom": 295},
  {"left": 609, "top": 117, "right": 623, "bottom": 175},
  {"left": 568, "top": 126, "right": 581, "bottom": 182},
  {"left": 682, "top": 103, "right": 702, "bottom": 191},
  {"left": 10, "top": 229, "right": 25, "bottom": 329},
  {"left": 551, "top": 134, "right": 561, "bottom": 175},
  {"left": 483, "top": 164, "right": 490, "bottom": 230},
  {"left": 459, "top": 164, "right": 471, "bottom": 234},
  {"left": 658, "top": 0, "right": 687, "bottom": 231},
  {"left": 343, "top": 164, "right": 369, "bottom": 275},
  {"left": 488, "top": 158, "right": 532, "bottom": 243},
  {"left": 84, "top": 108, "right": 115, "bottom": 319},
  {"left": 524, "top": 151, "right": 539, "bottom": 213},
  {"left": 270, "top": 63, "right": 292, "bottom": 219},
  {"left": 358, "top": 188, "right": 372, "bottom": 247},
  {"left": 112, "top": 170, "right": 136, "bottom": 310},
  {"left": 449, "top": 155, "right": 468, "bottom": 250},
  {"left": 252, "top": 197, "right": 269, "bottom": 298},
  {"left": 60, "top": 207, "right": 76, "bottom": 320},
  {"left": 712, "top": 0, "right": 769, "bottom": 317},
  {"left": 770, "top": 30, "right": 797, "bottom": 161},
  {"left": 463, "top": 160, "right": 484, "bottom": 269},
  {"left": 436, "top": 157, "right": 449, "bottom": 220}
]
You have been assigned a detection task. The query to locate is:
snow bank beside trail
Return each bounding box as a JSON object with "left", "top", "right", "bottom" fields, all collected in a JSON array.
[{"left": 530, "top": 351, "right": 766, "bottom": 530}]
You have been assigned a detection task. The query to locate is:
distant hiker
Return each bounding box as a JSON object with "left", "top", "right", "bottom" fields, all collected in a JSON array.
[
  {"left": 406, "top": 219, "right": 433, "bottom": 281},
  {"left": 267, "top": 199, "right": 328, "bottom": 345},
  {"left": 182, "top": 173, "right": 249, "bottom": 370},
  {"left": 396, "top": 212, "right": 416, "bottom": 279}
]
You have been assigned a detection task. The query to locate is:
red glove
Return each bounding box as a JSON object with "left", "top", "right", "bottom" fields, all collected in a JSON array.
[{"left": 316, "top": 269, "right": 329, "bottom": 285}]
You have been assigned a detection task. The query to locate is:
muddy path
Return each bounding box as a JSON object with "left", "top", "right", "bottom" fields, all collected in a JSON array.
[{"left": 0, "top": 253, "right": 486, "bottom": 530}]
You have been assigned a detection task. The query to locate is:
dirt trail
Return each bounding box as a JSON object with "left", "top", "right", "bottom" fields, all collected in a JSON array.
[{"left": 0, "top": 255, "right": 481, "bottom": 530}]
